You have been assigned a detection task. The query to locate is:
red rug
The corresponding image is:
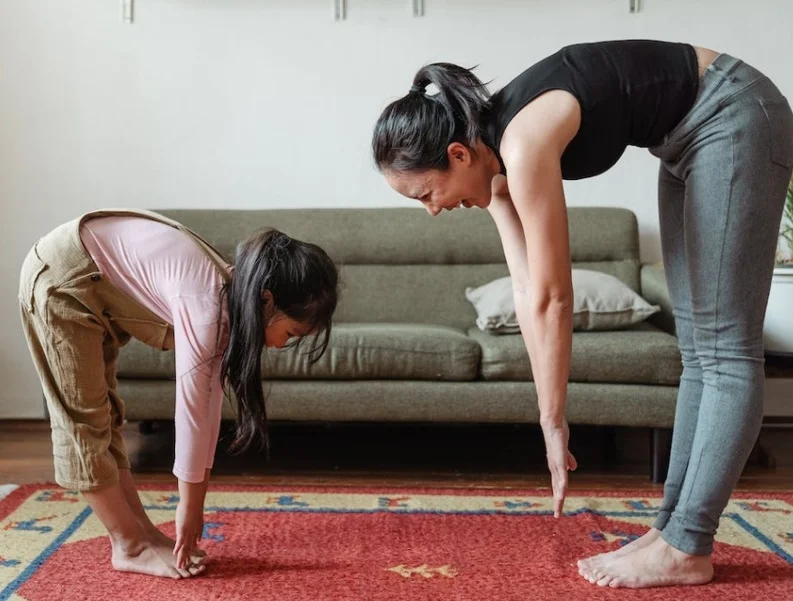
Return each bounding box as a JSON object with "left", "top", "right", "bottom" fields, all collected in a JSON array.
[{"left": 1, "top": 484, "right": 792, "bottom": 600}]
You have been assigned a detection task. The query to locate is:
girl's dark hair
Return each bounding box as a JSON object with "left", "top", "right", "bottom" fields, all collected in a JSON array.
[
  {"left": 372, "top": 63, "right": 491, "bottom": 173},
  {"left": 220, "top": 229, "right": 338, "bottom": 455}
]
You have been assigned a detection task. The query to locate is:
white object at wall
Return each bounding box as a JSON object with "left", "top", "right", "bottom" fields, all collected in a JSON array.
[
  {"left": 764, "top": 267, "right": 793, "bottom": 355},
  {"left": 764, "top": 378, "right": 793, "bottom": 418},
  {"left": 334, "top": 0, "right": 346, "bottom": 21}
]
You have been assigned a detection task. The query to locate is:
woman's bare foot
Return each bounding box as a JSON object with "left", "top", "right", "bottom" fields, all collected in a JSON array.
[
  {"left": 583, "top": 536, "right": 713, "bottom": 589},
  {"left": 578, "top": 527, "right": 661, "bottom": 580},
  {"left": 111, "top": 538, "right": 206, "bottom": 579}
]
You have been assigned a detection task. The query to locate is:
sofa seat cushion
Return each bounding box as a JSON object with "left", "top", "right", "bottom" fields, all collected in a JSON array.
[
  {"left": 117, "top": 323, "right": 481, "bottom": 382},
  {"left": 468, "top": 323, "right": 681, "bottom": 385}
]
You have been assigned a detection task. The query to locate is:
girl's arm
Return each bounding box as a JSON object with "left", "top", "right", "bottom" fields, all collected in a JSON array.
[{"left": 170, "top": 293, "right": 225, "bottom": 567}]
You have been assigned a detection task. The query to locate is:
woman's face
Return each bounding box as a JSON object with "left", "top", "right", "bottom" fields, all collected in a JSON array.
[{"left": 384, "top": 142, "right": 498, "bottom": 216}]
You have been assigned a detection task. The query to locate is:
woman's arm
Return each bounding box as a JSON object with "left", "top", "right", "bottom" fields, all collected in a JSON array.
[
  {"left": 487, "top": 174, "right": 572, "bottom": 424},
  {"left": 491, "top": 90, "right": 581, "bottom": 516},
  {"left": 487, "top": 176, "right": 576, "bottom": 518},
  {"left": 506, "top": 152, "right": 573, "bottom": 427}
]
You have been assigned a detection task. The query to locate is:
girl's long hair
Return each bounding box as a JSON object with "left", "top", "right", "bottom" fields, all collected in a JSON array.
[{"left": 220, "top": 228, "right": 338, "bottom": 455}]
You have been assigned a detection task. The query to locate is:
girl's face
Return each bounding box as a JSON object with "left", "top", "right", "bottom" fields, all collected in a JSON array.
[
  {"left": 262, "top": 290, "right": 312, "bottom": 349},
  {"left": 384, "top": 141, "right": 500, "bottom": 216},
  {"left": 264, "top": 311, "right": 312, "bottom": 349}
]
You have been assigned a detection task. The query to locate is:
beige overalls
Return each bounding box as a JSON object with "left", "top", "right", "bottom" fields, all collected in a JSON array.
[{"left": 18, "top": 209, "right": 230, "bottom": 492}]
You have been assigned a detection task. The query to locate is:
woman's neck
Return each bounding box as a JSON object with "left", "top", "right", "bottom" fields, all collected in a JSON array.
[{"left": 474, "top": 138, "right": 504, "bottom": 178}]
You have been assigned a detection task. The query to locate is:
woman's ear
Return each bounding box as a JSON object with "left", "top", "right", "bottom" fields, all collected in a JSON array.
[{"left": 447, "top": 142, "right": 472, "bottom": 165}]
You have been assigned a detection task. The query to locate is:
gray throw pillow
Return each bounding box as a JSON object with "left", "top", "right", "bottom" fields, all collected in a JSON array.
[{"left": 465, "top": 270, "right": 660, "bottom": 334}]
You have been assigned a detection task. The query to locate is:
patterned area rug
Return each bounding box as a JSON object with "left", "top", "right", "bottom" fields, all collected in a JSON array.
[{"left": 1, "top": 484, "right": 792, "bottom": 600}]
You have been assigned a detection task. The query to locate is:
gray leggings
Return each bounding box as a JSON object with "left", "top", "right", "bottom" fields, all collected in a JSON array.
[{"left": 649, "top": 54, "right": 793, "bottom": 555}]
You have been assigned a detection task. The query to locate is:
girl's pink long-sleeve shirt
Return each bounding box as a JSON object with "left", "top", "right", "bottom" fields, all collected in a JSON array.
[{"left": 81, "top": 216, "right": 228, "bottom": 483}]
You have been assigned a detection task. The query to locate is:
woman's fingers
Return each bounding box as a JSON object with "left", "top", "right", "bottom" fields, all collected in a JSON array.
[
  {"left": 568, "top": 451, "right": 578, "bottom": 471},
  {"left": 552, "top": 467, "right": 568, "bottom": 518}
]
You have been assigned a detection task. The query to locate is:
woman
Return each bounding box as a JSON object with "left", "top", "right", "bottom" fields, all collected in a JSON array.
[
  {"left": 19, "top": 209, "right": 338, "bottom": 579},
  {"left": 372, "top": 40, "right": 793, "bottom": 588}
]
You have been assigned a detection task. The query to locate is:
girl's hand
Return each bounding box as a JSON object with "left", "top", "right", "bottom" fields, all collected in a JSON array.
[
  {"left": 174, "top": 501, "right": 204, "bottom": 570},
  {"left": 174, "top": 474, "right": 210, "bottom": 570}
]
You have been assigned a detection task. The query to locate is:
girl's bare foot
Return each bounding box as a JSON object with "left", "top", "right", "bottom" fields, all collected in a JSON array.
[
  {"left": 83, "top": 478, "right": 207, "bottom": 578},
  {"left": 583, "top": 536, "right": 713, "bottom": 589},
  {"left": 111, "top": 538, "right": 206, "bottom": 579},
  {"left": 117, "top": 470, "right": 207, "bottom": 561},
  {"left": 578, "top": 527, "right": 661, "bottom": 580}
]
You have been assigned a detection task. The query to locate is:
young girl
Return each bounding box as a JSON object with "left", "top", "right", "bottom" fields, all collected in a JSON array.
[
  {"left": 372, "top": 40, "right": 792, "bottom": 588},
  {"left": 19, "top": 209, "right": 338, "bottom": 579}
]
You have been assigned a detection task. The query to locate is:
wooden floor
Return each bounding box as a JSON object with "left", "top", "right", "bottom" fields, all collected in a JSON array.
[{"left": 2, "top": 420, "right": 792, "bottom": 491}]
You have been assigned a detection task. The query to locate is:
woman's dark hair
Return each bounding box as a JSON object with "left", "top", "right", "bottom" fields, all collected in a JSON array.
[
  {"left": 372, "top": 63, "right": 491, "bottom": 173},
  {"left": 220, "top": 229, "right": 338, "bottom": 455}
]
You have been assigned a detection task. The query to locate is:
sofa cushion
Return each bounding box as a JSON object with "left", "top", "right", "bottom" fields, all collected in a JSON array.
[
  {"left": 266, "top": 323, "right": 480, "bottom": 380},
  {"left": 117, "top": 323, "right": 481, "bottom": 382},
  {"left": 464, "top": 271, "right": 660, "bottom": 334},
  {"left": 467, "top": 322, "right": 681, "bottom": 385},
  {"left": 159, "top": 206, "right": 639, "bottom": 268},
  {"left": 158, "top": 207, "right": 641, "bottom": 329},
  {"left": 120, "top": 379, "right": 679, "bottom": 427}
]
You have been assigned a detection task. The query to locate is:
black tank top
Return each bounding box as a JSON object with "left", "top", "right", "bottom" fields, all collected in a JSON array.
[{"left": 484, "top": 40, "right": 699, "bottom": 180}]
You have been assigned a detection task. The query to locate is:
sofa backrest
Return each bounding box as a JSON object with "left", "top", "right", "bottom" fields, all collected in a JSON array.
[{"left": 159, "top": 207, "right": 640, "bottom": 330}]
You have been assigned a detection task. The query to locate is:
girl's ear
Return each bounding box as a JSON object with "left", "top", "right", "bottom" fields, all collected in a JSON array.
[{"left": 262, "top": 290, "right": 275, "bottom": 321}]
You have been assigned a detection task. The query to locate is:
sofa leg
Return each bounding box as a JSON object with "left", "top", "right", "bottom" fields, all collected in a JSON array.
[
  {"left": 602, "top": 426, "right": 618, "bottom": 466},
  {"left": 138, "top": 421, "right": 156, "bottom": 435},
  {"left": 650, "top": 428, "right": 672, "bottom": 484}
]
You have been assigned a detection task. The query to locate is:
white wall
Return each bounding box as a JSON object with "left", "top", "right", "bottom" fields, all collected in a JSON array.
[{"left": 2, "top": 0, "right": 792, "bottom": 418}]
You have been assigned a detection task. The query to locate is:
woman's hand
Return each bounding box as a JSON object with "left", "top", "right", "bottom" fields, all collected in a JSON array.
[{"left": 541, "top": 418, "right": 577, "bottom": 518}]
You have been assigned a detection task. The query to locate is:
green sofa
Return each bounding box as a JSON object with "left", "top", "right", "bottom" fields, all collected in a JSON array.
[{"left": 116, "top": 207, "right": 680, "bottom": 481}]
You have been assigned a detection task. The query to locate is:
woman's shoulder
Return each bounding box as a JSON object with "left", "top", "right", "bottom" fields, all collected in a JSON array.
[{"left": 499, "top": 90, "right": 581, "bottom": 165}]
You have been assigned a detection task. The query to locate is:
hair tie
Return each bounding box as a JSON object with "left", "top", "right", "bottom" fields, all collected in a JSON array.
[{"left": 409, "top": 84, "right": 426, "bottom": 95}]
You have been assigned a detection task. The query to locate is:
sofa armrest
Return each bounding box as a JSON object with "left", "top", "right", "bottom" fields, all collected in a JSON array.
[{"left": 641, "top": 263, "right": 676, "bottom": 336}]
